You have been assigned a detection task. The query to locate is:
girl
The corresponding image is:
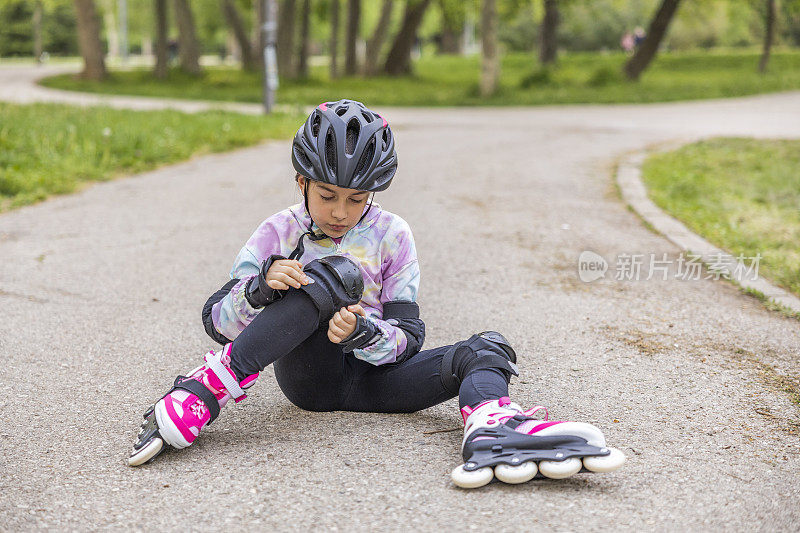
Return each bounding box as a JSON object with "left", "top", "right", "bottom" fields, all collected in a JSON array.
[{"left": 128, "top": 99, "right": 625, "bottom": 488}]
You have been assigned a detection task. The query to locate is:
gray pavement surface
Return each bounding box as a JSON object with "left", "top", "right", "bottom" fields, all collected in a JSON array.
[{"left": 1, "top": 65, "right": 799, "bottom": 531}]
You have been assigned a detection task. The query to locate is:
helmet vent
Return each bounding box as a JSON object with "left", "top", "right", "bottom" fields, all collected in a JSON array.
[
  {"left": 293, "top": 144, "right": 312, "bottom": 170},
  {"left": 345, "top": 119, "right": 360, "bottom": 156},
  {"left": 335, "top": 106, "right": 347, "bottom": 116},
  {"left": 382, "top": 129, "right": 391, "bottom": 151},
  {"left": 379, "top": 167, "right": 396, "bottom": 186},
  {"left": 361, "top": 111, "right": 374, "bottom": 123},
  {"left": 311, "top": 114, "right": 321, "bottom": 137},
  {"left": 354, "top": 138, "right": 375, "bottom": 179},
  {"left": 325, "top": 129, "right": 337, "bottom": 174}
]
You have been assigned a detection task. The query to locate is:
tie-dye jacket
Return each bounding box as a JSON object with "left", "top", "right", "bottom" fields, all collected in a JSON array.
[{"left": 210, "top": 202, "right": 420, "bottom": 365}]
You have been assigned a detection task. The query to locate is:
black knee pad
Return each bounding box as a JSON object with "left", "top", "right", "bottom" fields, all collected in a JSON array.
[
  {"left": 300, "top": 255, "right": 364, "bottom": 325},
  {"left": 440, "top": 331, "right": 519, "bottom": 395}
]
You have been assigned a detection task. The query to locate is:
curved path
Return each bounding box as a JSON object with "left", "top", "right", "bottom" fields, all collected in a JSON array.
[{"left": 1, "top": 65, "right": 799, "bottom": 530}]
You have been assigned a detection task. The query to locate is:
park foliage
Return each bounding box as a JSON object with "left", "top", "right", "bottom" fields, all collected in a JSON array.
[
  {"left": 39, "top": 49, "right": 800, "bottom": 106},
  {"left": 0, "top": 102, "right": 302, "bottom": 211},
  {"left": 642, "top": 138, "right": 800, "bottom": 298}
]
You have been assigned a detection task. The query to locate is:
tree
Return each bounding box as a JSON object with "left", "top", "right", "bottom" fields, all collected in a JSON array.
[
  {"left": 330, "top": 0, "right": 340, "bottom": 78},
  {"left": 437, "top": 0, "right": 463, "bottom": 54},
  {"left": 364, "top": 0, "right": 393, "bottom": 75},
  {"left": 759, "top": 0, "right": 777, "bottom": 73},
  {"left": 383, "top": 0, "right": 433, "bottom": 76},
  {"left": 296, "top": 0, "right": 311, "bottom": 78},
  {"left": 73, "top": 0, "right": 106, "bottom": 80},
  {"left": 539, "top": 0, "right": 558, "bottom": 65},
  {"left": 624, "top": 0, "right": 682, "bottom": 81},
  {"left": 153, "top": 0, "right": 168, "bottom": 78},
  {"left": 254, "top": 0, "right": 265, "bottom": 68},
  {"left": 480, "top": 0, "right": 498, "bottom": 97},
  {"left": 345, "top": 0, "right": 360, "bottom": 74},
  {"left": 33, "top": 0, "right": 43, "bottom": 63},
  {"left": 173, "top": 0, "right": 202, "bottom": 75},
  {"left": 221, "top": 0, "right": 256, "bottom": 70},
  {"left": 277, "top": 0, "right": 296, "bottom": 77}
]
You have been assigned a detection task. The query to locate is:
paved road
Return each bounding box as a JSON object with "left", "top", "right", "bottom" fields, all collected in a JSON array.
[{"left": 1, "top": 65, "right": 799, "bottom": 531}]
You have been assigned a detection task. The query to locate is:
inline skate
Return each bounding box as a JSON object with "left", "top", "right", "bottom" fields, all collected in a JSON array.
[
  {"left": 128, "top": 344, "right": 258, "bottom": 466},
  {"left": 451, "top": 396, "right": 625, "bottom": 488}
]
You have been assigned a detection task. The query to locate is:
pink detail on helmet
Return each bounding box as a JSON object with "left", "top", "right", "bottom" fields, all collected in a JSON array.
[
  {"left": 498, "top": 396, "right": 511, "bottom": 406},
  {"left": 319, "top": 102, "right": 328, "bottom": 111},
  {"left": 374, "top": 113, "right": 388, "bottom": 128}
]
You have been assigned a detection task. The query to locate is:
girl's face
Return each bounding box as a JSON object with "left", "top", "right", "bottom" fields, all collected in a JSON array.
[{"left": 298, "top": 176, "right": 371, "bottom": 237}]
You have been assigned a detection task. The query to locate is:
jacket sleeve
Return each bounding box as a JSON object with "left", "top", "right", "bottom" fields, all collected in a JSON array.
[
  {"left": 203, "top": 217, "right": 286, "bottom": 343},
  {"left": 351, "top": 219, "right": 423, "bottom": 365}
]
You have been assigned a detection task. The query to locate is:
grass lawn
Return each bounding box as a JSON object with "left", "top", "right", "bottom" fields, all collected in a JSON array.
[
  {"left": 641, "top": 138, "right": 800, "bottom": 299},
  {"left": 40, "top": 49, "right": 800, "bottom": 107},
  {"left": 0, "top": 103, "right": 303, "bottom": 211}
]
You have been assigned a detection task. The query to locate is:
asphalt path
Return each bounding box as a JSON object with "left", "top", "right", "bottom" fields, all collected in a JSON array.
[{"left": 1, "top": 65, "right": 799, "bottom": 531}]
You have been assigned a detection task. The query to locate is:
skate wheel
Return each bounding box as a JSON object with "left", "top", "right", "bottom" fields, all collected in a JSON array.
[
  {"left": 451, "top": 464, "right": 494, "bottom": 489},
  {"left": 583, "top": 447, "right": 626, "bottom": 473},
  {"left": 538, "top": 457, "right": 582, "bottom": 479},
  {"left": 128, "top": 437, "right": 163, "bottom": 467},
  {"left": 494, "top": 461, "right": 537, "bottom": 484}
]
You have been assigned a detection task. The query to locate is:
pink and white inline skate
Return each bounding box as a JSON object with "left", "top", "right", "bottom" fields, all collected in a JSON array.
[
  {"left": 128, "top": 344, "right": 258, "bottom": 466},
  {"left": 451, "top": 397, "right": 626, "bottom": 488}
]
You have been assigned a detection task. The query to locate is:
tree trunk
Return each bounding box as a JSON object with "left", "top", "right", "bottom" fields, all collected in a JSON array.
[
  {"left": 33, "top": 0, "right": 43, "bottom": 63},
  {"left": 221, "top": 0, "right": 256, "bottom": 70},
  {"left": 364, "top": 0, "right": 393, "bottom": 75},
  {"left": 297, "top": 0, "right": 311, "bottom": 77},
  {"left": 254, "top": 0, "right": 265, "bottom": 68},
  {"left": 479, "top": 0, "right": 498, "bottom": 97},
  {"left": 539, "top": 0, "right": 559, "bottom": 65},
  {"left": 74, "top": 0, "right": 107, "bottom": 80},
  {"left": 345, "top": 0, "right": 360, "bottom": 75},
  {"left": 103, "top": 2, "right": 119, "bottom": 59},
  {"left": 173, "top": 0, "right": 202, "bottom": 75},
  {"left": 330, "top": 0, "right": 340, "bottom": 78},
  {"left": 154, "top": 0, "right": 169, "bottom": 78},
  {"left": 277, "top": 0, "right": 296, "bottom": 78},
  {"left": 759, "top": 0, "right": 776, "bottom": 73},
  {"left": 624, "top": 0, "right": 681, "bottom": 81},
  {"left": 437, "top": 0, "right": 462, "bottom": 54},
  {"left": 383, "top": 0, "right": 432, "bottom": 76}
]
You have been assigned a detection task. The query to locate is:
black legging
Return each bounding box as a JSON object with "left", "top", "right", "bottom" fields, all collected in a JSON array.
[{"left": 228, "top": 288, "right": 508, "bottom": 412}]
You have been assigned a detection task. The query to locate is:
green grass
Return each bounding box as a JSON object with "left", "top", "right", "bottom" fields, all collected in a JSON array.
[
  {"left": 641, "top": 138, "right": 800, "bottom": 298},
  {"left": 39, "top": 49, "right": 800, "bottom": 107},
  {"left": 0, "top": 103, "right": 302, "bottom": 211}
]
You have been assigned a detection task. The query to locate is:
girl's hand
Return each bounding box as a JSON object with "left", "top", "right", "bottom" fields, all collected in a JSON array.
[
  {"left": 328, "top": 304, "right": 366, "bottom": 343},
  {"left": 265, "top": 259, "right": 314, "bottom": 290}
]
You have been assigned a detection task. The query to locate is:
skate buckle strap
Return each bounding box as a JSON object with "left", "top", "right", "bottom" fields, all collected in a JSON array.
[
  {"left": 205, "top": 346, "right": 247, "bottom": 402},
  {"left": 172, "top": 376, "right": 221, "bottom": 423}
]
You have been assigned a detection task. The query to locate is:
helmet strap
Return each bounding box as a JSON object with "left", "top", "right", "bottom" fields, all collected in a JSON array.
[{"left": 291, "top": 181, "right": 374, "bottom": 261}]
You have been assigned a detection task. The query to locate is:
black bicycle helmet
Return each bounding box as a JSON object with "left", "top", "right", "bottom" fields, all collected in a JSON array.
[{"left": 292, "top": 99, "right": 397, "bottom": 192}]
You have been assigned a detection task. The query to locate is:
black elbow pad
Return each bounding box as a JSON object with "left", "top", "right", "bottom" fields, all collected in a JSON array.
[
  {"left": 383, "top": 301, "right": 425, "bottom": 363},
  {"left": 202, "top": 279, "right": 238, "bottom": 345}
]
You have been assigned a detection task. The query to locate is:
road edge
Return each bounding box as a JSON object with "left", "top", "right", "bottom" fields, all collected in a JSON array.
[{"left": 615, "top": 141, "right": 800, "bottom": 317}]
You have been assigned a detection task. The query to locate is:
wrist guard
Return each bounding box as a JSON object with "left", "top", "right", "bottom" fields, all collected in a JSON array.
[
  {"left": 245, "top": 254, "right": 288, "bottom": 308},
  {"left": 339, "top": 315, "right": 381, "bottom": 353}
]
